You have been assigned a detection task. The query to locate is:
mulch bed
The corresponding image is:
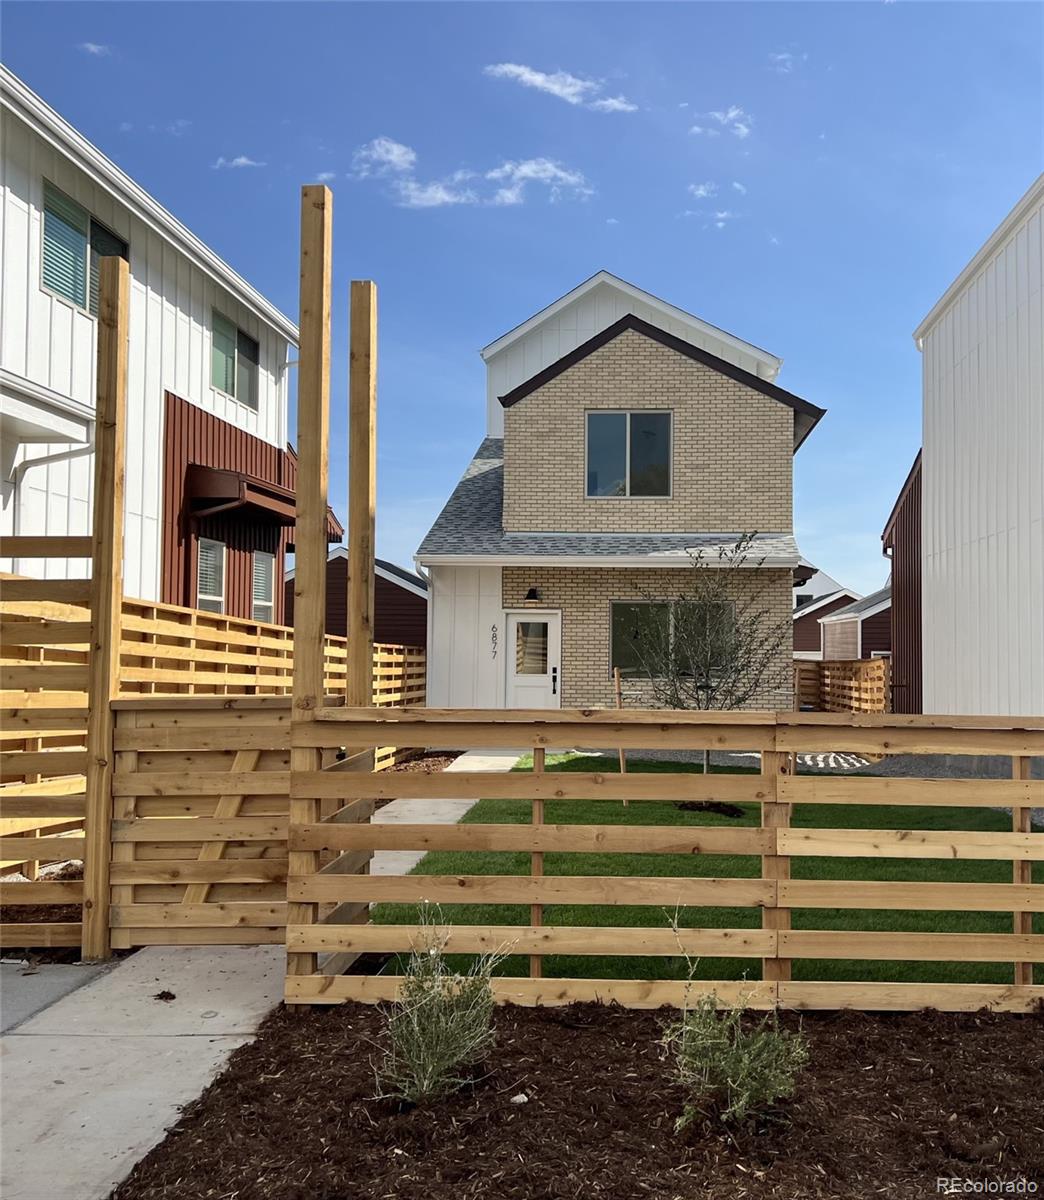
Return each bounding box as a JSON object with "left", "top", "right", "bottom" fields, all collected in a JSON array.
[
  {"left": 112, "top": 1002, "right": 1044, "bottom": 1200},
  {"left": 1, "top": 861, "right": 85, "bottom": 964}
]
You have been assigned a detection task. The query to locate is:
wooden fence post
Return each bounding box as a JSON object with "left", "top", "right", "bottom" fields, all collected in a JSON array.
[
  {"left": 1013, "top": 754, "right": 1033, "bottom": 987},
  {"left": 760, "top": 746, "right": 792, "bottom": 989},
  {"left": 529, "top": 747, "right": 546, "bottom": 979},
  {"left": 288, "top": 184, "right": 333, "bottom": 980},
  {"left": 82, "top": 256, "right": 129, "bottom": 961},
  {"left": 347, "top": 280, "right": 377, "bottom": 709}
]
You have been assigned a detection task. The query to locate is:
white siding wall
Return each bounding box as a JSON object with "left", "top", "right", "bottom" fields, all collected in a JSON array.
[
  {"left": 484, "top": 280, "right": 771, "bottom": 435},
  {"left": 0, "top": 107, "right": 290, "bottom": 598},
  {"left": 921, "top": 180, "right": 1044, "bottom": 715},
  {"left": 426, "top": 566, "right": 504, "bottom": 707}
]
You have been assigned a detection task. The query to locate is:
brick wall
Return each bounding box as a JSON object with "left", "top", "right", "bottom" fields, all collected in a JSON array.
[
  {"left": 502, "top": 327, "right": 793, "bottom": 533},
  {"left": 503, "top": 565, "right": 793, "bottom": 710}
]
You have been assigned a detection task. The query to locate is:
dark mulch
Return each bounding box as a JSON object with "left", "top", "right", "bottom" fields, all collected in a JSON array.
[
  {"left": 384, "top": 751, "right": 462, "bottom": 774},
  {"left": 1, "top": 861, "right": 84, "bottom": 963},
  {"left": 112, "top": 1002, "right": 1044, "bottom": 1200}
]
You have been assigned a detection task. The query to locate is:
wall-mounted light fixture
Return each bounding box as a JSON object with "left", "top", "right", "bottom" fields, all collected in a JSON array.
[{"left": 523, "top": 587, "right": 542, "bottom": 606}]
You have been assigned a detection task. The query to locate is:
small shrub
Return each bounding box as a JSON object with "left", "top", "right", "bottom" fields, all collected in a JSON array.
[
  {"left": 663, "top": 994, "right": 808, "bottom": 1128},
  {"left": 376, "top": 906, "right": 506, "bottom": 1105}
]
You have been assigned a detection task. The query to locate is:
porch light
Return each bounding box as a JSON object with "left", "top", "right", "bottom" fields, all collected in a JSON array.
[{"left": 523, "top": 587, "right": 542, "bottom": 605}]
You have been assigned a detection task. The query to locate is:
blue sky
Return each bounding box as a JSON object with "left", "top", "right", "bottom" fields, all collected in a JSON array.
[{"left": 5, "top": 1, "right": 1042, "bottom": 593}]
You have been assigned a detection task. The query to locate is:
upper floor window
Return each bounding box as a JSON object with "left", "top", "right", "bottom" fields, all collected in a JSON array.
[
  {"left": 196, "top": 537, "right": 226, "bottom": 613},
  {"left": 211, "top": 310, "right": 259, "bottom": 410},
  {"left": 42, "top": 182, "right": 129, "bottom": 316},
  {"left": 251, "top": 551, "right": 275, "bottom": 624},
  {"left": 586, "top": 411, "right": 671, "bottom": 498}
]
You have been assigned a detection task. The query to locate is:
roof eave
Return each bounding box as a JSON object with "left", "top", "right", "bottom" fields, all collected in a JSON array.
[{"left": 417, "top": 552, "right": 801, "bottom": 569}]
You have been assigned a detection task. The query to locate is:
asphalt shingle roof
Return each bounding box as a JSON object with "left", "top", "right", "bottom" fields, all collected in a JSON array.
[
  {"left": 417, "top": 439, "right": 801, "bottom": 563},
  {"left": 822, "top": 584, "right": 891, "bottom": 621}
]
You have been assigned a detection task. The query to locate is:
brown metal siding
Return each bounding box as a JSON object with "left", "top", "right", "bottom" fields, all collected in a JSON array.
[
  {"left": 283, "top": 555, "right": 428, "bottom": 646},
  {"left": 162, "top": 392, "right": 296, "bottom": 623},
  {"left": 860, "top": 608, "right": 891, "bottom": 657},
  {"left": 882, "top": 454, "right": 922, "bottom": 712},
  {"left": 793, "top": 593, "right": 858, "bottom": 653}
]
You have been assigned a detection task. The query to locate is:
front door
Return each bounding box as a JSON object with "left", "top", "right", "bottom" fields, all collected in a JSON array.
[{"left": 505, "top": 611, "right": 561, "bottom": 709}]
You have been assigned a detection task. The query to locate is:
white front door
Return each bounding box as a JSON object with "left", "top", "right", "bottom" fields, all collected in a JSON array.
[{"left": 505, "top": 611, "right": 561, "bottom": 709}]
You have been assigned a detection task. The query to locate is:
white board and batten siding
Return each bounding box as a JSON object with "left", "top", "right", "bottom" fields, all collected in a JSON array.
[
  {"left": 0, "top": 84, "right": 291, "bottom": 599},
  {"left": 426, "top": 566, "right": 504, "bottom": 707},
  {"left": 916, "top": 174, "right": 1044, "bottom": 716}
]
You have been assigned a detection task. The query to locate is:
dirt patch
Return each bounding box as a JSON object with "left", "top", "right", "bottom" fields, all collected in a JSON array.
[
  {"left": 111, "top": 1003, "right": 1044, "bottom": 1200},
  {"left": 384, "top": 751, "right": 462, "bottom": 774}
]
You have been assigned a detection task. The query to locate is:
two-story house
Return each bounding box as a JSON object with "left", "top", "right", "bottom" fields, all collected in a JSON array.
[
  {"left": 0, "top": 65, "right": 339, "bottom": 623},
  {"left": 416, "top": 272, "right": 825, "bottom": 709}
]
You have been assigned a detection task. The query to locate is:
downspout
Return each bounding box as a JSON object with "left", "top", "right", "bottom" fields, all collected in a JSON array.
[{"left": 6, "top": 429, "right": 96, "bottom": 572}]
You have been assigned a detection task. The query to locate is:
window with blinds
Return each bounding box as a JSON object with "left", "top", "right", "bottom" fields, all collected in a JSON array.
[
  {"left": 211, "top": 310, "right": 260, "bottom": 410},
  {"left": 197, "top": 538, "right": 226, "bottom": 613},
  {"left": 252, "top": 551, "right": 275, "bottom": 624},
  {"left": 43, "top": 182, "right": 128, "bottom": 315}
]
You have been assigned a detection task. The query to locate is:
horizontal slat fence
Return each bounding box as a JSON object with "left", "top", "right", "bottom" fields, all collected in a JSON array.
[
  {"left": 285, "top": 707, "right": 1044, "bottom": 1012},
  {"left": 819, "top": 658, "right": 890, "bottom": 714}
]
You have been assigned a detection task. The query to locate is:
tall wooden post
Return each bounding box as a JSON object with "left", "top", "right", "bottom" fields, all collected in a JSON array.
[
  {"left": 760, "top": 748, "right": 792, "bottom": 987},
  {"left": 1013, "top": 755, "right": 1033, "bottom": 987},
  {"left": 288, "top": 185, "right": 333, "bottom": 979},
  {"left": 82, "top": 256, "right": 129, "bottom": 960},
  {"left": 346, "top": 281, "right": 377, "bottom": 708}
]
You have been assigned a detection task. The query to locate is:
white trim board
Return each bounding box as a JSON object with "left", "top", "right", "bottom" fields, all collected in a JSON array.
[
  {"left": 792, "top": 590, "right": 862, "bottom": 620},
  {"left": 416, "top": 553, "right": 801, "bottom": 569},
  {"left": 284, "top": 549, "right": 428, "bottom": 600},
  {"left": 818, "top": 596, "right": 891, "bottom": 624}
]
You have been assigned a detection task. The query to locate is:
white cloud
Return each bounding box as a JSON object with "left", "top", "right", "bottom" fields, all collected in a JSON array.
[
  {"left": 351, "top": 136, "right": 417, "bottom": 178},
  {"left": 693, "top": 105, "right": 754, "bottom": 139},
  {"left": 394, "top": 178, "right": 478, "bottom": 209},
  {"left": 770, "top": 49, "right": 808, "bottom": 75},
  {"left": 713, "top": 209, "right": 738, "bottom": 229},
  {"left": 315, "top": 171, "right": 336, "bottom": 183},
  {"left": 606, "top": 217, "right": 620, "bottom": 225},
  {"left": 484, "top": 62, "right": 637, "bottom": 114},
  {"left": 769, "top": 234, "right": 781, "bottom": 245},
  {"left": 688, "top": 181, "right": 717, "bottom": 199},
  {"left": 487, "top": 158, "right": 591, "bottom": 204},
  {"left": 212, "top": 155, "right": 266, "bottom": 169},
  {"left": 78, "top": 42, "right": 111, "bottom": 56},
  {"left": 166, "top": 119, "right": 191, "bottom": 137},
  {"left": 731, "top": 181, "right": 747, "bottom": 195},
  {"left": 118, "top": 121, "right": 133, "bottom": 133}
]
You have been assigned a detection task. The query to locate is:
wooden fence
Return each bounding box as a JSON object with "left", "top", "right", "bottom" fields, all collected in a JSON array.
[
  {"left": 792, "top": 658, "right": 890, "bottom": 714},
  {"left": 284, "top": 707, "right": 1044, "bottom": 1013}
]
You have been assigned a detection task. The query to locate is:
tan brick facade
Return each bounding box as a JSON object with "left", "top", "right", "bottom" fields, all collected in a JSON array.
[
  {"left": 502, "top": 327, "right": 793, "bottom": 533},
  {"left": 502, "top": 565, "right": 794, "bottom": 710}
]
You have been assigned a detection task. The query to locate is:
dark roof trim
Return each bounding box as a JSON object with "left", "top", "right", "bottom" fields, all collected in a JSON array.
[
  {"left": 881, "top": 449, "right": 922, "bottom": 549},
  {"left": 497, "top": 313, "right": 826, "bottom": 450}
]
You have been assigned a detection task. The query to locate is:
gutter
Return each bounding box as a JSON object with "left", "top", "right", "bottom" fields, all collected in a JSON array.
[{"left": 416, "top": 553, "right": 802, "bottom": 569}]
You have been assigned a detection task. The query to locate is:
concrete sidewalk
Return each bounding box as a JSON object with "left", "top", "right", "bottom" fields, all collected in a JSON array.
[
  {"left": 370, "top": 749, "right": 522, "bottom": 875},
  {"left": 1, "top": 944, "right": 283, "bottom": 1200}
]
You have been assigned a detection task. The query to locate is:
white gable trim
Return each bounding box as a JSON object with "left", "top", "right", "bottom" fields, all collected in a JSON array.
[
  {"left": 284, "top": 547, "right": 428, "bottom": 599},
  {"left": 818, "top": 595, "right": 891, "bottom": 624},
  {"left": 792, "top": 590, "right": 862, "bottom": 620},
  {"left": 480, "top": 270, "right": 781, "bottom": 379}
]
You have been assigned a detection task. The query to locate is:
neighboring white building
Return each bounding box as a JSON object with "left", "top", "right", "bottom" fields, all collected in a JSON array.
[
  {"left": 0, "top": 66, "right": 303, "bottom": 616},
  {"left": 915, "top": 174, "right": 1044, "bottom": 715},
  {"left": 792, "top": 560, "right": 845, "bottom": 610}
]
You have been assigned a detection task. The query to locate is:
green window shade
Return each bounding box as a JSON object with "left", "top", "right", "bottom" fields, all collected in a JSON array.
[
  {"left": 211, "top": 312, "right": 238, "bottom": 395},
  {"left": 251, "top": 551, "right": 274, "bottom": 623},
  {"left": 43, "top": 183, "right": 88, "bottom": 308},
  {"left": 88, "top": 221, "right": 129, "bottom": 317},
  {"left": 236, "top": 329, "right": 259, "bottom": 410}
]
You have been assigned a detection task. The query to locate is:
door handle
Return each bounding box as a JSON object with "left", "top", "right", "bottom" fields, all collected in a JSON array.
[{"left": 551, "top": 667, "right": 558, "bottom": 695}]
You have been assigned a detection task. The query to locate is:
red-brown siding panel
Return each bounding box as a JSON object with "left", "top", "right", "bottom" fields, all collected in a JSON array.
[
  {"left": 860, "top": 608, "right": 891, "bottom": 657},
  {"left": 793, "top": 593, "right": 859, "bottom": 653},
  {"left": 283, "top": 555, "right": 427, "bottom": 647},
  {"left": 882, "top": 454, "right": 922, "bottom": 712}
]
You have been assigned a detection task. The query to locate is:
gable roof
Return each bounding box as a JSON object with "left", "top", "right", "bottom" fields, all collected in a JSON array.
[
  {"left": 792, "top": 588, "right": 862, "bottom": 620},
  {"left": 481, "top": 270, "right": 781, "bottom": 379},
  {"left": 498, "top": 314, "right": 826, "bottom": 451},
  {"left": 284, "top": 547, "right": 428, "bottom": 598},
  {"left": 818, "top": 584, "right": 891, "bottom": 624}
]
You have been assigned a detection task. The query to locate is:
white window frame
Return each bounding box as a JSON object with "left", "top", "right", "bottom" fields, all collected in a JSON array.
[
  {"left": 251, "top": 550, "right": 275, "bottom": 624},
  {"left": 585, "top": 410, "right": 672, "bottom": 499},
  {"left": 211, "top": 309, "right": 260, "bottom": 411},
  {"left": 40, "top": 180, "right": 128, "bottom": 318},
  {"left": 196, "top": 537, "right": 227, "bottom": 614}
]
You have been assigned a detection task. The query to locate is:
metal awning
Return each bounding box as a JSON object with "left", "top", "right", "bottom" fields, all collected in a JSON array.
[{"left": 185, "top": 464, "right": 342, "bottom": 540}]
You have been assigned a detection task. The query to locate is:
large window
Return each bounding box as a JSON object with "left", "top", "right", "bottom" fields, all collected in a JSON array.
[
  {"left": 611, "top": 599, "right": 735, "bottom": 678},
  {"left": 586, "top": 411, "right": 671, "bottom": 498},
  {"left": 212, "top": 311, "right": 259, "bottom": 409},
  {"left": 251, "top": 551, "right": 275, "bottom": 624},
  {"left": 42, "top": 182, "right": 128, "bottom": 315},
  {"left": 196, "top": 538, "right": 226, "bottom": 614}
]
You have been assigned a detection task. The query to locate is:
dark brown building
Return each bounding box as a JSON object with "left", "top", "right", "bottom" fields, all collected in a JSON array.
[
  {"left": 882, "top": 452, "right": 922, "bottom": 712},
  {"left": 284, "top": 547, "right": 428, "bottom": 648},
  {"left": 161, "top": 392, "right": 341, "bottom": 624},
  {"left": 793, "top": 590, "right": 861, "bottom": 658},
  {"left": 818, "top": 585, "right": 892, "bottom": 660}
]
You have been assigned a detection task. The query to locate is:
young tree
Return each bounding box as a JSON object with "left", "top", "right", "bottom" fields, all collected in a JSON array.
[{"left": 618, "top": 534, "right": 793, "bottom": 771}]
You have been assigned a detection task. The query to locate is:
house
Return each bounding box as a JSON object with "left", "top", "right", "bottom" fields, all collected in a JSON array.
[
  {"left": 885, "top": 174, "right": 1043, "bottom": 716},
  {"left": 818, "top": 584, "right": 891, "bottom": 661},
  {"left": 792, "top": 560, "right": 845, "bottom": 610},
  {"left": 0, "top": 66, "right": 339, "bottom": 624},
  {"left": 283, "top": 548, "right": 428, "bottom": 646},
  {"left": 416, "top": 271, "right": 826, "bottom": 709},
  {"left": 793, "top": 588, "right": 862, "bottom": 660}
]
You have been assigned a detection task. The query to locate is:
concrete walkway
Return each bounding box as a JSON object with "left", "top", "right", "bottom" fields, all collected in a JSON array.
[
  {"left": 1, "top": 944, "right": 284, "bottom": 1200},
  {"left": 371, "top": 749, "right": 522, "bottom": 875}
]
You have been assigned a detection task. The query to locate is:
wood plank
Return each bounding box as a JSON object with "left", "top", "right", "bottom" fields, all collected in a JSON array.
[
  {"left": 113, "top": 927, "right": 284, "bottom": 947},
  {"left": 183, "top": 749, "right": 262, "bottom": 904},
  {"left": 777, "top": 981, "right": 1044, "bottom": 1013},
  {"left": 0, "top": 621, "right": 94, "bottom": 647},
  {"left": 289, "top": 873, "right": 775, "bottom": 907},
  {"left": 0, "top": 694, "right": 90, "bottom": 711},
  {"left": 0, "top": 536, "right": 93, "bottom": 558},
  {"left": 0, "top": 579, "right": 92, "bottom": 604},
  {"left": 761, "top": 752, "right": 791, "bottom": 983},
  {"left": 110, "top": 903, "right": 286, "bottom": 928},
  {"left": 0, "top": 923, "right": 82, "bottom": 947},
  {"left": 780, "top": 774, "right": 1044, "bottom": 808},
  {"left": 0, "top": 666, "right": 89, "bottom": 692},
  {"left": 776, "top": 725, "right": 1044, "bottom": 757},
  {"left": 110, "top": 859, "right": 288, "bottom": 884},
  {"left": 0, "top": 796, "right": 87, "bottom": 818},
  {"left": 0, "top": 881, "right": 84, "bottom": 904},
  {"left": 290, "top": 821, "right": 771, "bottom": 855},
  {"left": 1013, "top": 755, "right": 1033, "bottom": 985},
  {"left": 286, "top": 975, "right": 778, "bottom": 1008},
  {"left": 112, "top": 771, "right": 289, "bottom": 796},
  {"left": 0, "top": 777, "right": 85, "bottom": 798},
  {"left": 778, "top": 828, "right": 1044, "bottom": 861},
  {"left": 0, "top": 836, "right": 84, "bottom": 860},
  {"left": 113, "top": 726, "right": 291, "bottom": 752},
  {"left": 111, "top": 818, "right": 287, "bottom": 842},
  {"left": 530, "top": 747, "right": 545, "bottom": 979},
  {"left": 780, "top": 930, "right": 1044, "bottom": 963},
  {"left": 0, "top": 750, "right": 88, "bottom": 775},
  {"left": 346, "top": 279, "right": 377, "bottom": 707},
  {"left": 780, "top": 879, "right": 1044, "bottom": 912},
  {"left": 314, "top": 706, "right": 778, "bottom": 727}
]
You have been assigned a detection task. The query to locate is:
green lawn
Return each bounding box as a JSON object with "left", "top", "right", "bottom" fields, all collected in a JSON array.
[{"left": 373, "top": 754, "right": 1042, "bottom": 985}]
